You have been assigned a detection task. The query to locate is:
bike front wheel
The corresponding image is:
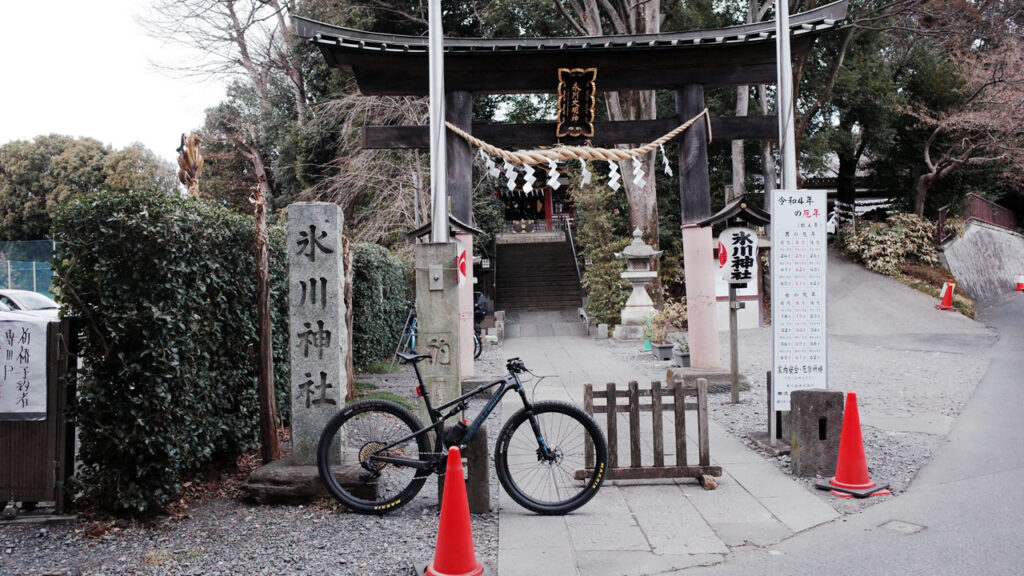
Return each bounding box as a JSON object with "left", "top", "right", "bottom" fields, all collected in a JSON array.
[
  {"left": 317, "top": 399, "right": 432, "bottom": 514},
  {"left": 473, "top": 333, "right": 482, "bottom": 359},
  {"left": 495, "top": 401, "right": 608, "bottom": 515}
]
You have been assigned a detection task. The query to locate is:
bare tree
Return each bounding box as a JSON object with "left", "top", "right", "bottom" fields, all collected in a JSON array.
[
  {"left": 908, "top": 36, "right": 1024, "bottom": 215},
  {"left": 306, "top": 93, "right": 432, "bottom": 245},
  {"left": 556, "top": 0, "right": 662, "bottom": 246}
]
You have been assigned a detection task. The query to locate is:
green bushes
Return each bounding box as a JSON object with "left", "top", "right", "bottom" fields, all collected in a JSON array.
[
  {"left": 575, "top": 181, "right": 631, "bottom": 325},
  {"left": 837, "top": 212, "right": 939, "bottom": 277},
  {"left": 53, "top": 190, "right": 290, "bottom": 513},
  {"left": 351, "top": 242, "right": 411, "bottom": 369}
]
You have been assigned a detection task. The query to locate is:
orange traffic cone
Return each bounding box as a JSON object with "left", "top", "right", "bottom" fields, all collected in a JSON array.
[
  {"left": 424, "top": 447, "right": 488, "bottom": 576},
  {"left": 935, "top": 279, "right": 955, "bottom": 310},
  {"left": 815, "top": 392, "right": 890, "bottom": 498},
  {"left": 1016, "top": 274, "right": 1024, "bottom": 292}
]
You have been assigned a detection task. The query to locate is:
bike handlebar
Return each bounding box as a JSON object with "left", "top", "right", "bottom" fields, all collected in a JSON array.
[{"left": 505, "top": 357, "right": 527, "bottom": 374}]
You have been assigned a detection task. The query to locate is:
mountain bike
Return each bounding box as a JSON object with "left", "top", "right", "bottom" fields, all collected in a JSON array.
[{"left": 317, "top": 354, "right": 608, "bottom": 515}]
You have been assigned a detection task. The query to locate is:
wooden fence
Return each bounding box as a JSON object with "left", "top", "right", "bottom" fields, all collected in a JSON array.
[
  {"left": 582, "top": 376, "right": 721, "bottom": 488},
  {"left": 0, "top": 319, "right": 76, "bottom": 514}
]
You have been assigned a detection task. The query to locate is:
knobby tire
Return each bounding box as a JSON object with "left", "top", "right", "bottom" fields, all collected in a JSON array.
[
  {"left": 317, "top": 399, "right": 431, "bottom": 514},
  {"left": 494, "top": 401, "right": 608, "bottom": 515}
]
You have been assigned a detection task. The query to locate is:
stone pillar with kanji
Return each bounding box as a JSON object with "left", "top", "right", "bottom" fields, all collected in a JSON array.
[{"left": 287, "top": 203, "right": 348, "bottom": 464}]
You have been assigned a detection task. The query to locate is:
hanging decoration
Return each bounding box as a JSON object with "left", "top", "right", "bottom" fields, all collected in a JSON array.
[
  {"left": 546, "top": 159, "right": 561, "bottom": 190},
  {"left": 631, "top": 156, "right": 646, "bottom": 188},
  {"left": 607, "top": 161, "right": 621, "bottom": 191},
  {"left": 523, "top": 164, "right": 537, "bottom": 195},
  {"left": 445, "top": 108, "right": 709, "bottom": 193},
  {"left": 481, "top": 149, "right": 500, "bottom": 179},
  {"left": 579, "top": 159, "right": 592, "bottom": 188},
  {"left": 659, "top": 144, "right": 673, "bottom": 177},
  {"left": 504, "top": 160, "right": 517, "bottom": 191}
]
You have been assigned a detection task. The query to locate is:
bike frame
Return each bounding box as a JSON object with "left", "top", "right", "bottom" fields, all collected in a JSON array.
[{"left": 368, "top": 363, "right": 547, "bottom": 472}]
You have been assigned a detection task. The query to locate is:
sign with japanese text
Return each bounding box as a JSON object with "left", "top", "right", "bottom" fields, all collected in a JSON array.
[
  {"left": 0, "top": 316, "right": 49, "bottom": 421},
  {"left": 771, "top": 190, "right": 827, "bottom": 411},
  {"left": 287, "top": 203, "right": 348, "bottom": 463},
  {"left": 719, "top": 227, "right": 757, "bottom": 285},
  {"left": 556, "top": 68, "right": 596, "bottom": 138}
]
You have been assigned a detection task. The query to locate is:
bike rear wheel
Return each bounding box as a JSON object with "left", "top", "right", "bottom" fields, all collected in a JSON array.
[
  {"left": 494, "top": 401, "right": 608, "bottom": 515},
  {"left": 317, "top": 399, "right": 432, "bottom": 514}
]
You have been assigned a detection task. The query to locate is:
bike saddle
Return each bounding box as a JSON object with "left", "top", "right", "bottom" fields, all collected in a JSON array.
[{"left": 396, "top": 352, "right": 432, "bottom": 364}]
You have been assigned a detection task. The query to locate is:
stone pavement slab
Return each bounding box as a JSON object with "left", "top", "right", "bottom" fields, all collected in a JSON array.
[{"left": 497, "top": 334, "right": 837, "bottom": 575}]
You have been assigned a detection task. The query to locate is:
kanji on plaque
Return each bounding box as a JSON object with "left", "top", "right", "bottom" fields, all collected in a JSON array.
[
  {"left": 770, "top": 190, "right": 828, "bottom": 411},
  {"left": 0, "top": 317, "right": 49, "bottom": 421},
  {"left": 719, "top": 227, "right": 758, "bottom": 286}
]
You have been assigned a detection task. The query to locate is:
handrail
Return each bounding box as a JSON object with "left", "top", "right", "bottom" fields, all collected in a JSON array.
[{"left": 565, "top": 218, "right": 583, "bottom": 287}]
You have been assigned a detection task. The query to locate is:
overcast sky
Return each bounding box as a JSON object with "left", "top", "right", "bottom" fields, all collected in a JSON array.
[{"left": 0, "top": 0, "right": 226, "bottom": 164}]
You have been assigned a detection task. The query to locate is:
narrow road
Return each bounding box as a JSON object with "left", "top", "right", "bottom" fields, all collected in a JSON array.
[{"left": 681, "top": 292, "right": 1024, "bottom": 575}]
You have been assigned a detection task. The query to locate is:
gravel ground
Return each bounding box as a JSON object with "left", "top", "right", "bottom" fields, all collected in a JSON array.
[
  {"left": 596, "top": 322, "right": 995, "bottom": 514},
  {"left": 1, "top": 308, "right": 995, "bottom": 573},
  {"left": 1, "top": 347, "right": 510, "bottom": 576}
]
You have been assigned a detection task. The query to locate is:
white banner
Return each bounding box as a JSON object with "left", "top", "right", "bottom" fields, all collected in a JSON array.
[
  {"left": 771, "top": 190, "right": 827, "bottom": 411},
  {"left": 0, "top": 316, "right": 50, "bottom": 421}
]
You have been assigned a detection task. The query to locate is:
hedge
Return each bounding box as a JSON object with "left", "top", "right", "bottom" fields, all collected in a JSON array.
[
  {"left": 53, "top": 190, "right": 290, "bottom": 513},
  {"left": 350, "top": 242, "right": 411, "bottom": 368}
]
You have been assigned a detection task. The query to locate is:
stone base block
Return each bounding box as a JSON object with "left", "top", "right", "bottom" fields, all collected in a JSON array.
[
  {"left": 613, "top": 324, "right": 645, "bottom": 340},
  {"left": 242, "top": 456, "right": 375, "bottom": 505},
  {"left": 747, "top": 431, "right": 791, "bottom": 456},
  {"left": 666, "top": 369, "right": 751, "bottom": 394},
  {"left": 791, "top": 389, "right": 844, "bottom": 478}
]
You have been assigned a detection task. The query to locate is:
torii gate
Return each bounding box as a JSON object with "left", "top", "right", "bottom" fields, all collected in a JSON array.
[{"left": 295, "top": 0, "right": 848, "bottom": 372}]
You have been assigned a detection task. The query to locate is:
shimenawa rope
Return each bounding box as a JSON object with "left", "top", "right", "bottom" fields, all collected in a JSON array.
[{"left": 444, "top": 108, "right": 711, "bottom": 166}]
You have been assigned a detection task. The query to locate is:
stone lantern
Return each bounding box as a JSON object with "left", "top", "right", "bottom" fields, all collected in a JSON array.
[{"left": 614, "top": 228, "right": 663, "bottom": 340}]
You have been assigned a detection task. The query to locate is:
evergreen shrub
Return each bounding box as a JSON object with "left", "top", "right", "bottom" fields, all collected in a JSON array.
[
  {"left": 52, "top": 190, "right": 290, "bottom": 513},
  {"left": 838, "top": 212, "right": 938, "bottom": 277},
  {"left": 351, "top": 242, "right": 411, "bottom": 368}
]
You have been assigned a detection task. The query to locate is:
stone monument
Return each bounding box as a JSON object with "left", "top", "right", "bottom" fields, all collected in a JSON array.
[
  {"left": 614, "top": 228, "right": 663, "bottom": 340},
  {"left": 244, "top": 202, "right": 349, "bottom": 503}
]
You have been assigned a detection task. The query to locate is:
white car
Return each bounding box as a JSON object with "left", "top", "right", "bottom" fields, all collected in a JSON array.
[{"left": 0, "top": 289, "right": 60, "bottom": 321}]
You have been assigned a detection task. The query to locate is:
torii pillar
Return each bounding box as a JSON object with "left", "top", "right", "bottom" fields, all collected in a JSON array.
[{"left": 678, "top": 85, "right": 721, "bottom": 369}]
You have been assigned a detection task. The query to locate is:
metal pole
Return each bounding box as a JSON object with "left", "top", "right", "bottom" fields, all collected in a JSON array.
[
  {"left": 729, "top": 284, "right": 739, "bottom": 404},
  {"left": 428, "top": 0, "right": 449, "bottom": 243},
  {"left": 775, "top": 0, "right": 797, "bottom": 190}
]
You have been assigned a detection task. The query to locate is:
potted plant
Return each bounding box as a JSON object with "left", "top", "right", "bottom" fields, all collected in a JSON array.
[
  {"left": 671, "top": 334, "right": 690, "bottom": 367},
  {"left": 645, "top": 298, "right": 688, "bottom": 361}
]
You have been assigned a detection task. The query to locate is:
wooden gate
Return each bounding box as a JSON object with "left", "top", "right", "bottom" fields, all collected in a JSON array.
[
  {"left": 0, "top": 319, "right": 75, "bottom": 513},
  {"left": 583, "top": 376, "right": 721, "bottom": 487}
]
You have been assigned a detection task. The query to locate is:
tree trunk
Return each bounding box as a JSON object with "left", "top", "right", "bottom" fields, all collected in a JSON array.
[
  {"left": 836, "top": 148, "right": 858, "bottom": 209},
  {"left": 913, "top": 172, "right": 934, "bottom": 217},
  {"left": 731, "top": 85, "right": 749, "bottom": 201},
  {"left": 253, "top": 187, "right": 281, "bottom": 464},
  {"left": 343, "top": 236, "right": 355, "bottom": 401},
  {"left": 758, "top": 84, "right": 776, "bottom": 209}
]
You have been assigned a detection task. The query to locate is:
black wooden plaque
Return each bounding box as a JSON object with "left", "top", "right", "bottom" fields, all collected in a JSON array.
[{"left": 556, "top": 68, "right": 597, "bottom": 138}]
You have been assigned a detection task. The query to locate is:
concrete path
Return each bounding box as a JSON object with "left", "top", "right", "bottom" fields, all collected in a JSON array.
[
  {"left": 497, "top": 335, "right": 838, "bottom": 576},
  {"left": 678, "top": 292, "right": 1024, "bottom": 575}
]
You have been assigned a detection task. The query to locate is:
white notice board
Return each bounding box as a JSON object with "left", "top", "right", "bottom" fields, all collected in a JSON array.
[
  {"left": 0, "top": 316, "right": 50, "bottom": 421},
  {"left": 771, "top": 190, "right": 827, "bottom": 411}
]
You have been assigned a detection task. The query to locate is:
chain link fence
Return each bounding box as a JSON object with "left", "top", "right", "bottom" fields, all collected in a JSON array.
[{"left": 0, "top": 240, "right": 56, "bottom": 298}]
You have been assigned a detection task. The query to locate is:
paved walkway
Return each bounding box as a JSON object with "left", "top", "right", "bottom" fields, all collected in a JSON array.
[
  {"left": 494, "top": 253, "right": 999, "bottom": 575},
  {"left": 497, "top": 335, "right": 838, "bottom": 576}
]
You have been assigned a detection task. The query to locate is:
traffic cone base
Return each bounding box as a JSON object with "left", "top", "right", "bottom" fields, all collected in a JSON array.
[
  {"left": 423, "top": 447, "right": 488, "bottom": 576},
  {"left": 814, "top": 392, "right": 890, "bottom": 499},
  {"left": 1015, "top": 274, "right": 1024, "bottom": 292},
  {"left": 816, "top": 477, "right": 891, "bottom": 498},
  {"left": 936, "top": 280, "right": 955, "bottom": 310}
]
